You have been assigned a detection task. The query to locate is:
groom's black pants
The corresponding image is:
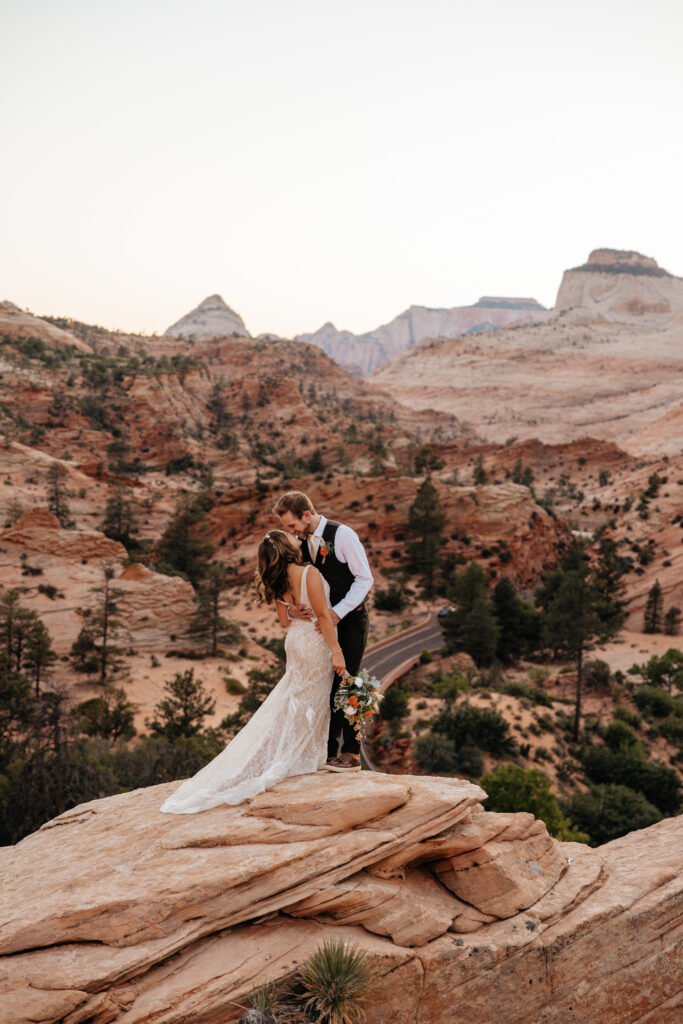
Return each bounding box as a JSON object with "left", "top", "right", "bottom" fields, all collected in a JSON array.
[{"left": 328, "top": 606, "right": 369, "bottom": 758}]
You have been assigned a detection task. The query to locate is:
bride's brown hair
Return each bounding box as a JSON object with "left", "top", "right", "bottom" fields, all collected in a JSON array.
[{"left": 255, "top": 530, "right": 302, "bottom": 604}]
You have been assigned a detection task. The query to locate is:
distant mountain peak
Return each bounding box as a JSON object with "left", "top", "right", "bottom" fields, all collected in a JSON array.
[{"left": 165, "top": 295, "right": 250, "bottom": 339}]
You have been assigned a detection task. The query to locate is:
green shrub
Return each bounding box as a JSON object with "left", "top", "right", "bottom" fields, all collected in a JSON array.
[
  {"left": 567, "top": 784, "right": 661, "bottom": 846},
  {"left": 379, "top": 685, "right": 409, "bottom": 721},
  {"left": 223, "top": 676, "right": 246, "bottom": 695},
  {"left": 481, "top": 763, "right": 586, "bottom": 842},
  {"left": 584, "top": 659, "right": 612, "bottom": 690},
  {"left": 432, "top": 672, "right": 470, "bottom": 703},
  {"left": 419, "top": 648, "right": 433, "bottom": 664},
  {"left": 658, "top": 714, "right": 683, "bottom": 747},
  {"left": 603, "top": 719, "right": 641, "bottom": 753},
  {"left": 633, "top": 685, "right": 681, "bottom": 719},
  {"left": 613, "top": 706, "right": 641, "bottom": 729},
  {"left": 432, "top": 702, "right": 516, "bottom": 756},
  {"left": 501, "top": 681, "right": 553, "bottom": 707},
  {"left": 413, "top": 733, "right": 460, "bottom": 774},
  {"left": 581, "top": 746, "right": 680, "bottom": 815}
]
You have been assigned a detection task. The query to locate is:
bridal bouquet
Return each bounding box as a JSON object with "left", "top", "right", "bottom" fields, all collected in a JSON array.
[{"left": 333, "top": 668, "right": 383, "bottom": 740}]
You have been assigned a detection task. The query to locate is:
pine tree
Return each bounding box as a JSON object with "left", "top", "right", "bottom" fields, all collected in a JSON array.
[
  {"left": 147, "top": 670, "right": 216, "bottom": 740},
  {"left": 23, "top": 616, "right": 57, "bottom": 698},
  {"left": 441, "top": 562, "right": 499, "bottom": 666},
  {"left": 0, "top": 588, "right": 32, "bottom": 670},
  {"left": 407, "top": 478, "right": 446, "bottom": 597},
  {"left": 156, "top": 494, "right": 215, "bottom": 586},
  {"left": 473, "top": 455, "right": 488, "bottom": 485},
  {"left": 643, "top": 580, "right": 663, "bottom": 634},
  {"left": 540, "top": 544, "right": 623, "bottom": 741},
  {"left": 189, "top": 564, "right": 240, "bottom": 655},
  {"left": 73, "top": 568, "right": 126, "bottom": 685},
  {"left": 101, "top": 485, "right": 139, "bottom": 546},
  {"left": 493, "top": 576, "right": 537, "bottom": 663},
  {"left": 664, "top": 606, "right": 681, "bottom": 636},
  {"left": 458, "top": 593, "right": 500, "bottom": 667},
  {"left": 46, "top": 463, "right": 74, "bottom": 528},
  {"left": 594, "top": 538, "right": 628, "bottom": 635}
]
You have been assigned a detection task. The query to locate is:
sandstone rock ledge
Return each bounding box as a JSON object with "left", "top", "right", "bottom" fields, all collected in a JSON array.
[{"left": 0, "top": 772, "right": 680, "bottom": 1024}]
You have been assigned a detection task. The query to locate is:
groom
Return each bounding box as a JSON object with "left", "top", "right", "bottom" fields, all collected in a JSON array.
[{"left": 273, "top": 491, "right": 373, "bottom": 772}]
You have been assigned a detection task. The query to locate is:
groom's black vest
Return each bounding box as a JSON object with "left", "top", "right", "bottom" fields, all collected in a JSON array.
[{"left": 301, "top": 520, "right": 359, "bottom": 610}]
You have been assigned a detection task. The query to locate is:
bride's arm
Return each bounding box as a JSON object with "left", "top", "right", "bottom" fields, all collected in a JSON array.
[
  {"left": 275, "top": 599, "right": 292, "bottom": 629},
  {"left": 307, "top": 569, "right": 346, "bottom": 676}
]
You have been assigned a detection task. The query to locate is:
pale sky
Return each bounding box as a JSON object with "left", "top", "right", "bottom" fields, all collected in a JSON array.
[{"left": 2, "top": 0, "right": 682, "bottom": 338}]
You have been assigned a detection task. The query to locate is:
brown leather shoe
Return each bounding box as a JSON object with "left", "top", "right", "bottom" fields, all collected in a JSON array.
[{"left": 322, "top": 753, "right": 361, "bottom": 773}]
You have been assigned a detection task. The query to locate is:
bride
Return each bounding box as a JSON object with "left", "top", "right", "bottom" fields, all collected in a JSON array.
[{"left": 161, "top": 530, "right": 346, "bottom": 813}]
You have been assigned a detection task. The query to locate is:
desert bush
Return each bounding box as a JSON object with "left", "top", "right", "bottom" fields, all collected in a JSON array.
[
  {"left": 658, "top": 714, "right": 683, "bottom": 747},
  {"left": 633, "top": 685, "right": 681, "bottom": 719},
  {"left": 481, "top": 763, "right": 586, "bottom": 842},
  {"left": 613, "top": 706, "right": 641, "bottom": 729},
  {"left": 379, "top": 685, "right": 409, "bottom": 721},
  {"left": 224, "top": 676, "right": 246, "bottom": 695},
  {"left": 566, "top": 784, "right": 661, "bottom": 846},
  {"left": 432, "top": 702, "right": 515, "bottom": 756},
  {"left": 501, "top": 681, "right": 553, "bottom": 707},
  {"left": 584, "top": 659, "right": 612, "bottom": 691},
  {"left": 603, "top": 719, "right": 641, "bottom": 754},
  {"left": 413, "top": 732, "right": 459, "bottom": 774},
  {"left": 581, "top": 746, "right": 680, "bottom": 815}
]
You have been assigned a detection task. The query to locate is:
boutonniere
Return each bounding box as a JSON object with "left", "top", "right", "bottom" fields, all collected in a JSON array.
[{"left": 319, "top": 540, "right": 332, "bottom": 564}]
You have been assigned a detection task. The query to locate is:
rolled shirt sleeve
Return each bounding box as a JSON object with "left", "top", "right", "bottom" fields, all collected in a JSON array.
[{"left": 331, "top": 524, "right": 374, "bottom": 619}]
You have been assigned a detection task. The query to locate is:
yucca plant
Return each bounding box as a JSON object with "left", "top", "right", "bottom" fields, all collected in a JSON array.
[
  {"left": 249, "top": 981, "right": 281, "bottom": 1013},
  {"left": 294, "top": 939, "right": 372, "bottom": 1024}
]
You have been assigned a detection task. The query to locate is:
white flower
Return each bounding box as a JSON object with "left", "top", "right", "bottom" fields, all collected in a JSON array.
[
  {"left": 355, "top": 676, "right": 363, "bottom": 687},
  {"left": 345, "top": 708, "right": 357, "bottom": 717},
  {"left": 371, "top": 679, "right": 380, "bottom": 690}
]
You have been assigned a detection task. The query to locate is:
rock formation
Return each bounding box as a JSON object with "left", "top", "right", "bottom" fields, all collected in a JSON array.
[
  {"left": 0, "top": 771, "right": 680, "bottom": 1024},
  {"left": 296, "top": 298, "right": 548, "bottom": 375},
  {"left": 555, "top": 249, "right": 683, "bottom": 319},
  {"left": 0, "top": 301, "right": 91, "bottom": 352},
  {"left": 0, "top": 508, "right": 196, "bottom": 653},
  {"left": 165, "top": 294, "right": 251, "bottom": 339},
  {"left": 371, "top": 303, "right": 683, "bottom": 450}
]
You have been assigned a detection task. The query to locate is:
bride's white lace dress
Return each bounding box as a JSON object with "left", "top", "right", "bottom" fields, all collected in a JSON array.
[{"left": 161, "top": 566, "right": 334, "bottom": 813}]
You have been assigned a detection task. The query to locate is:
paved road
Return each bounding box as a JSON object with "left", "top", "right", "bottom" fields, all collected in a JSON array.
[
  {"left": 362, "top": 614, "right": 444, "bottom": 685},
  {"left": 359, "top": 612, "right": 445, "bottom": 771}
]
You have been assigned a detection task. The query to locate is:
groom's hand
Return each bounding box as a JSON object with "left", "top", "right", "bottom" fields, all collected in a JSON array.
[{"left": 289, "top": 602, "right": 313, "bottom": 621}]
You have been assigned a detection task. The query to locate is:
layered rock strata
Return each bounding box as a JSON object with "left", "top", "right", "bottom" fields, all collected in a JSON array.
[{"left": 0, "top": 771, "right": 680, "bottom": 1023}]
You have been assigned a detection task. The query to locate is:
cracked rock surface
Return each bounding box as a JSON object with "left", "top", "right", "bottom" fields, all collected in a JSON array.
[{"left": 0, "top": 771, "right": 681, "bottom": 1023}]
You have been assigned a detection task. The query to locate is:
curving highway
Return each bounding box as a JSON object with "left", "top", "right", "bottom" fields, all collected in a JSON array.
[
  {"left": 362, "top": 613, "right": 444, "bottom": 686},
  {"left": 359, "top": 612, "right": 445, "bottom": 770}
]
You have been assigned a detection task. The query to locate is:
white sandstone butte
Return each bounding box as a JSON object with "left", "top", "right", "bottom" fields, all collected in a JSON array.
[{"left": 165, "top": 294, "right": 251, "bottom": 340}]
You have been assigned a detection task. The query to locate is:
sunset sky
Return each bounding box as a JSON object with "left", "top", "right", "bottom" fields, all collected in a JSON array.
[{"left": 2, "top": 0, "right": 682, "bottom": 338}]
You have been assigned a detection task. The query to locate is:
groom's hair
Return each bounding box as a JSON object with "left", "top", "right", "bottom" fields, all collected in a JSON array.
[{"left": 272, "top": 491, "right": 316, "bottom": 517}]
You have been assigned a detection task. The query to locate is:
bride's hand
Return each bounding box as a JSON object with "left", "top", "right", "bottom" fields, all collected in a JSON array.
[{"left": 331, "top": 648, "right": 346, "bottom": 675}]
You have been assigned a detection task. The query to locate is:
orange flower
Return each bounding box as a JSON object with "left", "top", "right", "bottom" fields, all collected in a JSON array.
[
  {"left": 348, "top": 695, "right": 359, "bottom": 707},
  {"left": 363, "top": 711, "right": 373, "bottom": 717}
]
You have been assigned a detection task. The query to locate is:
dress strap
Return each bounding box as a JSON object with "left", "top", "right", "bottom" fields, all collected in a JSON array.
[{"left": 301, "top": 563, "right": 312, "bottom": 607}]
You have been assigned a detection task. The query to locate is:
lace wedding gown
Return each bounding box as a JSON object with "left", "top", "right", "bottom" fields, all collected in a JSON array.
[{"left": 161, "top": 566, "right": 334, "bottom": 813}]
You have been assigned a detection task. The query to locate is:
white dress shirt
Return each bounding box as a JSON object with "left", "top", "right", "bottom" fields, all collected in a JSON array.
[{"left": 310, "top": 516, "right": 373, "bottom": 620}]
